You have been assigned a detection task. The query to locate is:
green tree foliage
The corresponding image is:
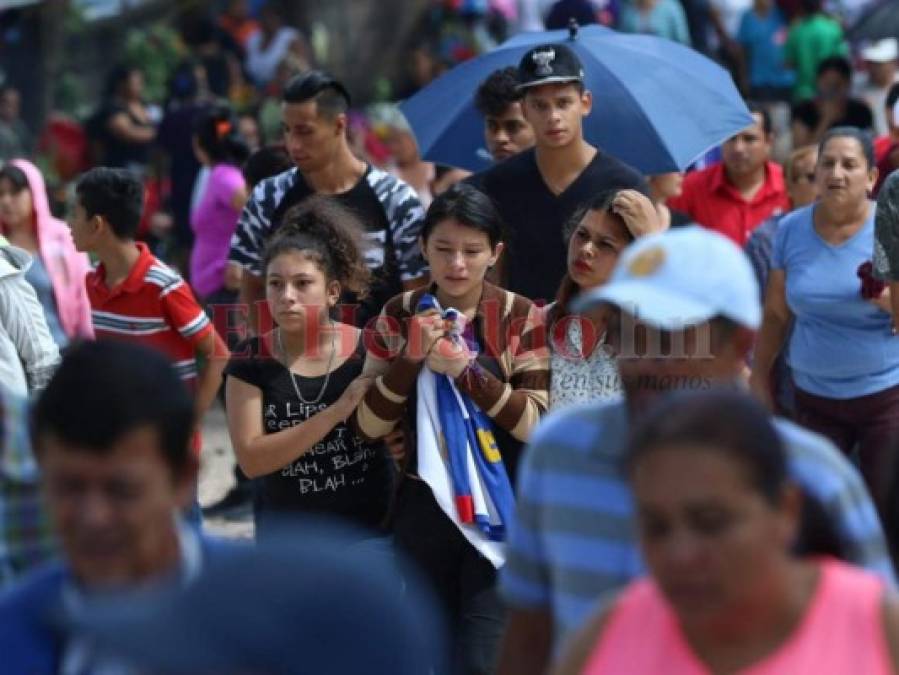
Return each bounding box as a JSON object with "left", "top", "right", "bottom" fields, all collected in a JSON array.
[{"left": 123, "top": 23, "right": 183, "bottom": 104}]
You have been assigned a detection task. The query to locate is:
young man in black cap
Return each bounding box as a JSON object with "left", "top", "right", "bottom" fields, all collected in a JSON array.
[
  {"left": 469, "top": 43, "right": 655, "bottom": 303},
  {"left": 474, "top": 67, "right": 535, "bottom": 163}
]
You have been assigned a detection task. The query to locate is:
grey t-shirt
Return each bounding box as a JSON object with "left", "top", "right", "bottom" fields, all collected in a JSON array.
[{"left": 874, "top": 171, "right": 899, "bottom": 281}]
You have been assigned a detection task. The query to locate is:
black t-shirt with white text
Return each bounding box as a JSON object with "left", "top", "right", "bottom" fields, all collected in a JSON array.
[
  {"left": 224, "top": 335, "right": 393, "bottom": 533},
  {"left": 468, "top": 148, "right": 648, "bottom": 303}
]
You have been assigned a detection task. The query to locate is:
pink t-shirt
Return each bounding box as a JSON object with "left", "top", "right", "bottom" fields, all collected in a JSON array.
[
  {"left": 583, "top": 558, "right": 892, "bottom": 675},
  {"left": 189, "top": 163, "right": 245, "bottom": 299}
]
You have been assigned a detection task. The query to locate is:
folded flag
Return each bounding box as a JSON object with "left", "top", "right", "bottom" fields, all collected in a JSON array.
[{"left": 414, "top": 294, "right": 515, "bottom": 567}]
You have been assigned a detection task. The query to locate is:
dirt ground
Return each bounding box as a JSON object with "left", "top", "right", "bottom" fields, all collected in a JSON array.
[{"left": 198, "top": 401, "right": 253, "bottom": 539}]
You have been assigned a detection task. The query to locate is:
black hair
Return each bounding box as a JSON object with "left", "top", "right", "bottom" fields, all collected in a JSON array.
[
  {"left": 746, "top": 101, "right": 773, "bottom": 136},
  {"left": 34, "top": 341, "right": 195, "bottom": 475},
  {"left": 627, "top": 389, "right": 788, "bottom": 505},
  {"left": 178, "top": 11, "right": 217, "bottom": 47},
  {"left": 104, "top": 64, "right": 140, "bottom": 99},
  {"left": 474, "top": 67, "right": 524, "bottom": 118},
  {"left": 563, "top": 190, "right": 632, "bottom": 243},
  {"left": 0, "top": 83, "right": 18, "bottom": 98},
  {"left": 75, "top": 167, "right": 144, "bottom": 239},
  {"left": 282, "top": 70, "right": 351, "bottom": 118},
  {"left": 194, "top": 104, "right": 250, "bottom": 167},
  {"left": 886, "top": 82, "right": 899, "bottom": 114},
  {"left": 819, "top": 126, "right": 875, "bottom": 169},
  {"left": 262, "top": 195, "right": 371, "bottom": 295},
  {"left": 242, "top": 144, "right": 293, "bottom": 188},
  {"left": 0, "top": 164, "right": 30, "bottom": 192},
  {"left": 551, "top": 190, "right": 633, "bottom": 322},
  {"left": 433, "top": 163, "right": 458, "bottom": 182},
  {"left": 421, "top": 182, "right": 505, "bottom": 248},
  {"left": 816, "top": 56, "right": 852, "bottom": 82}
]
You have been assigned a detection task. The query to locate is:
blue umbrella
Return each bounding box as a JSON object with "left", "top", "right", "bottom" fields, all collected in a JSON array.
[
  {"left": 848, "top": 0, "right": 899, "bottom": 43},
  {"left": 400, "top": 24, "right": 752, "bottom": 174}
]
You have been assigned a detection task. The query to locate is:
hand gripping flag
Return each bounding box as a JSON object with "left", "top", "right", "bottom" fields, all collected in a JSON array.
[{"left": 414, "top": 294, "right": 515, "bottom": 567}]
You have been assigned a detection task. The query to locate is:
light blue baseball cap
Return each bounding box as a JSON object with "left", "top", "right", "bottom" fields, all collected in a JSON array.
[{"left": 572, "top": 225, "right": 762, "bottom": 330}]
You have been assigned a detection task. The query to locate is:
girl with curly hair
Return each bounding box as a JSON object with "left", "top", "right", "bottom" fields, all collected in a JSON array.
[{"left": 224, "top": 195, "right": 393, "bottom": 537}]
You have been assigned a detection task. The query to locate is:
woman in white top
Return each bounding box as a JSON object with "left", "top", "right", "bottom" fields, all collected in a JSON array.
[
  {"left": 245, "top": 6, "right": 308, "bottom": 86},
  {"left": 547, "top": 189, "right": 661, "bottom": 409}
]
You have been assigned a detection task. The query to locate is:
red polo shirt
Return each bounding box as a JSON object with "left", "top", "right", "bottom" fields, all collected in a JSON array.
[
  {"left": 668, "top": 161, "right": 790, "bottom": 245},
  {"left": 875, "top": 135, "right": 894, "bottom": 164},
  {"left": 87, "top": 243, "right": 214, "bottom": 389},
  {"left": 88, "top": 244, "right": 213, "bottom": 460}
]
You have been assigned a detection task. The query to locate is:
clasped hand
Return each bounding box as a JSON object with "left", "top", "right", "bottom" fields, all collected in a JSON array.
[
  {"left": 406, "top": 309, "right": 473, "bottom": 378},
  {"left": 427, "top": 335, "right": 472, "bottom": 378}
]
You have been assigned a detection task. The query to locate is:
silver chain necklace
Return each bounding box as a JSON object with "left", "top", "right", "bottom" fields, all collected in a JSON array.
[{"left": 277, "top": 324, "right": 337, "bottom": 406}]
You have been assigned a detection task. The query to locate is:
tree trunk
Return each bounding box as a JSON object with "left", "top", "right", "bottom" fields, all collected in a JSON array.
[
  {"left": 295, "top": 0, "right": 432, "bottom": 103},
  {"left": 36, "top": 0, "right": 70, "bottom": 125}
]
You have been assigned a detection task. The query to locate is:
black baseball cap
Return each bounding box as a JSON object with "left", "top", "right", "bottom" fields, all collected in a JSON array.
[{"left": 517, "top": 43, "right": 585, "bottom": 91}]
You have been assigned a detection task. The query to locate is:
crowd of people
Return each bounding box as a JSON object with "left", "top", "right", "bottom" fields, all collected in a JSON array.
[{"left": 3, "top": 0, "right": 899, "bottom": 673}]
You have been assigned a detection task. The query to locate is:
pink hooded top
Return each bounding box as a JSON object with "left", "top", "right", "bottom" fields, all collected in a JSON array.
[
  {"left": 583, "top": 558, "right": 893, "bottom": 675},
  {"left": 2, "top": 159, "right": 93, "bottom": 340},
  {"left": 189, "top": 163, "right": 245, "bottom": 299}
]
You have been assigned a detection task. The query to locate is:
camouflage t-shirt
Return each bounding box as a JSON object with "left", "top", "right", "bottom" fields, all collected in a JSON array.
[
  {"left": 229, "top": 165, "right": 427, "bottom": 326},
  {"left": 874, "top": 171, "right": 899, "bottom": 282}
]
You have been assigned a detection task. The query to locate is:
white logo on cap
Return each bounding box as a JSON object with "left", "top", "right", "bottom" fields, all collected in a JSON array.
[{"left": 532, "top": 49, "right": 556, "bottom": 77}]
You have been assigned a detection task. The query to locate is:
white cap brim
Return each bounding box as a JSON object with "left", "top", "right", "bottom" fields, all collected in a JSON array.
[{"left": 862, "top": 39, "right": 899, "bottom": 62}]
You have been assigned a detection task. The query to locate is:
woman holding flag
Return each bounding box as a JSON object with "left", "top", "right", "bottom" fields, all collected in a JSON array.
[{"left": 356, "top": 183, "right": 549, "bottom": 675}]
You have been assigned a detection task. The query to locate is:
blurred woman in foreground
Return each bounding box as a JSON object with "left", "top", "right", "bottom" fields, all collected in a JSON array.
[
  {"left": 547, "top": 189, "right": 660, "bottom": 409},
  {"left": 554, "top": 391, "right": 899, "bottom": 674}
]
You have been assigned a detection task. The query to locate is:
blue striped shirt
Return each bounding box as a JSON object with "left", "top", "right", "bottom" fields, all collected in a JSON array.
[
  {"left": 0, "top": 387, "right": 56, "bottom": 590},
  {"left": 502, "top": 399, "right": 895, "bottom": 647}
]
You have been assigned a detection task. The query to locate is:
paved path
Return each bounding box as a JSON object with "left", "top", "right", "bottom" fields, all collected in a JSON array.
[{"left": 198, "top": 402, "right": 253, "bottom": 539}]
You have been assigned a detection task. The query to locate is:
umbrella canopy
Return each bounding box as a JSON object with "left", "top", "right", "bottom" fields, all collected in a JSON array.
[
  {"left": 848, "top": 0, "right": 899, "bottom": 43},
  {"left": 401, "top": 24, "right": 753, "bottom": 174}
]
